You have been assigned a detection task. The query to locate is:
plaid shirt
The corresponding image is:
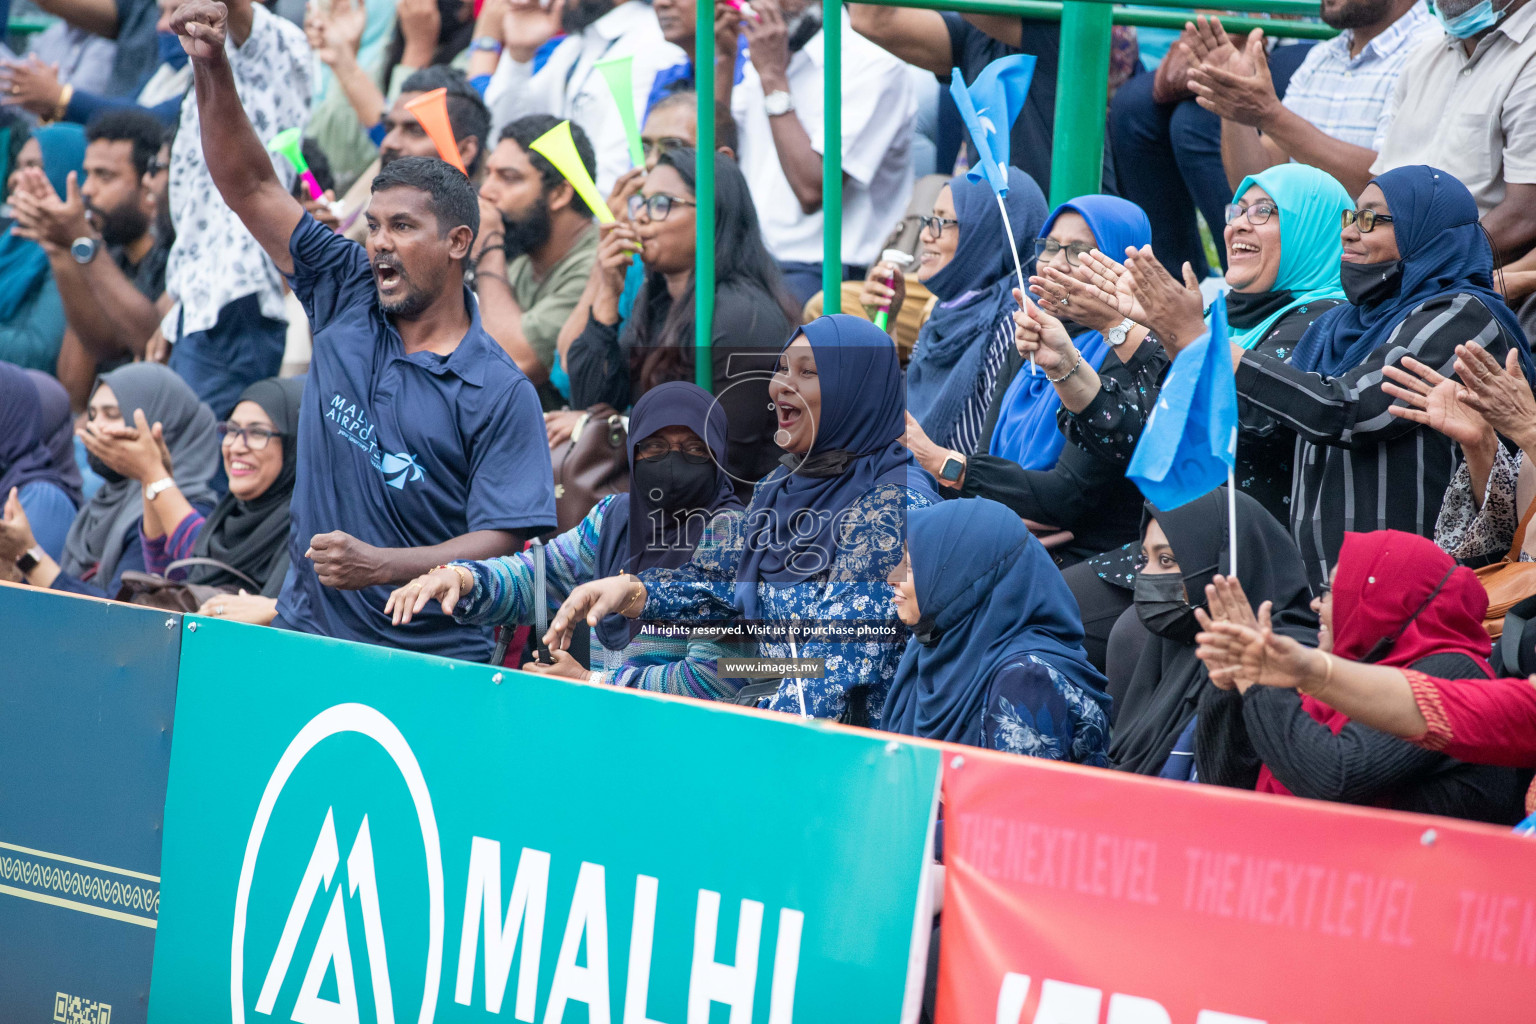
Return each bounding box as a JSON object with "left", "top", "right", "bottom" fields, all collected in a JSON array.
[{"left": 1280, "top": 2, "right": 1436, "bottom": 149}]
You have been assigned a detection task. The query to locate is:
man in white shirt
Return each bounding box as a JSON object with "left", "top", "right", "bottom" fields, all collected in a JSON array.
[
  {"left": 475, "top": 0, "right": 686, "bottom": 193},
  {"left": 1185, "top": 0, "right": 1435, "bottom": 194},
  {"left": 730, "top": 0, "right": 915, "bottom": 307},
  {"left": 1370, "top": 0, "right": 1536, "bottom": 257},
  {"left": 160, "top": 0, "right": 310, "bottom": 418}
]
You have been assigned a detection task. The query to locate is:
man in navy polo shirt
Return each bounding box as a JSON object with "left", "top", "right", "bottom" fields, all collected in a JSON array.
[{"left": 172, "top": 0, "right": 555, "bottom": 661}]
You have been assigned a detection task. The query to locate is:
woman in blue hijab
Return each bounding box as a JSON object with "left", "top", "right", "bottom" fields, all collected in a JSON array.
[
  {"left": 387, "top": 381, "right": 747, "bottom": 697},
  {"left": 892, "top": 167, "right": 1048, "bottom": 456},
  {"left": 1235, "top": 164, "right": 1532, "bottom": 586},
  {"left": 0, "top": 119, "right": 86, "bottom": 373},
  {"left": 0, "top": 360, "right": 81, "bottom": 559},
  {"left": 545, "top": 315, "right": 939, "bottom": 725},
  {"left": 886, "top": 498, "right": 1112, "bottom": 762},
  {"left": 990, "top": 194, "right": 1152, "bottom": 471}
]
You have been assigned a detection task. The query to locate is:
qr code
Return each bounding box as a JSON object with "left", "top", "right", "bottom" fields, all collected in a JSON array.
[{"left": 53, "top": 993, "right": 111, "bottom": 1024}]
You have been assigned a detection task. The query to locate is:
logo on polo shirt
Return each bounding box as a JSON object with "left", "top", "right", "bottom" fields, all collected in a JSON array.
[{"left": 327, "top": 393, "right": 424, "bottom": 491}]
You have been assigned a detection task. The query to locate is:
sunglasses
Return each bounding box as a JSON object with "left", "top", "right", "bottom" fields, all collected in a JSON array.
[{"left": 1342, "top": 209, "right": 1395, "bottom": 233}]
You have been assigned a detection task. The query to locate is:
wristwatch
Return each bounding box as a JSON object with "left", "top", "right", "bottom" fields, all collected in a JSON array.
[
  {"left": 15, "top": 545, "right": 44, "bottom": 575},
  {"left": 938, "top": 452, "right": 965, "bottom": 487},
  {"left": 764, "top": 90, "right": 796, "bottom": 117},
  {"left": 144, "top": 477, "right": 177, "bottom": 502},
  {"left": 70, "top": 236, "right": 100, "bottom": 265},
  {"left": 1106, "top": 317, "right": 1136, "bottom": 347}
]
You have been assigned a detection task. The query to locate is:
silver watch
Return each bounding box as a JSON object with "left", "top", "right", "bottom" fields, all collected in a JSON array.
[
  {"left": 1106, "top": 317, "right": 1136, "bottom": 347},
  {"left": 764, "top": 90, "right": 796, "bottom": 117}
]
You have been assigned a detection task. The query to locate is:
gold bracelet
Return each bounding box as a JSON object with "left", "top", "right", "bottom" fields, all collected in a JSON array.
[
  {"left": 619, "top": 575, "right": 645, "bottom": 616},
  {"left": 44, "top": 84, "right": 73, "bottom": 125}
]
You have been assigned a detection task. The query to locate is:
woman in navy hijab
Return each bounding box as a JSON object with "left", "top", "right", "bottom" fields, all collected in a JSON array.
[
  {"left": 545, "top": 315, "right": 939, "bottom": 725},
  {"left": 1236, "top": 165, "right": 1533, "bottom": 586},
  {"left": 387, "top": 381, "right": 746, "bottom": 696},
  {"left": 881, "top": 167, "right": 1048, "bottom": 457},
  {"left": 886, "top": 498, "right": 1112, "bottom": 762}
]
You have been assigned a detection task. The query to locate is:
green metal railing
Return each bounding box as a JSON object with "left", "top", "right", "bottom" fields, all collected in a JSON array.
[{"left": 690, "top": 0, "right": 1333, "bottom": 383}]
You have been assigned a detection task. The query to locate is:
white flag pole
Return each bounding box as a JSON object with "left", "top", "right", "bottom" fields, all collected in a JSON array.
[
  {"left": 995, "top": 191, "right": 1037, "bottom": 375},
  {"left": 1227, "top": 464, "right": 1238, "bottom": 581}
]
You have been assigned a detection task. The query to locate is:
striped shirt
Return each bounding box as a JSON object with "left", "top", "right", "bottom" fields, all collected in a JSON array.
[
  {"left": 452, "top": 496, "right": 746, "bottom": 699},
  {"left": 1234, "top": 293, "right": 1521, "bottom": 587},
  {"left": 1279, "top": 2, "right": 1435, "bottom": 149},
  {"left": 952, "top": 315, "right": 1017, "bottom": 457}
]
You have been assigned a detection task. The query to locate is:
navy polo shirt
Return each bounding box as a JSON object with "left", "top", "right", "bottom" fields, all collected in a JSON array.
[{"left": 274, "top": 213, "right": 555, "bottom": 661}]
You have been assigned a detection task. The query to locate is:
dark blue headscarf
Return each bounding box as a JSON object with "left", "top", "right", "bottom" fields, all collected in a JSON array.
[
  {"left": 885, "top": 498, "right": 1111, "bottom": 746},
  {"left": 905, "top": 167, "right": 1048, "bottom": 448},
  {"left": 735, "top": 315, "right": 937, "bottom": 619},
  {"left": 989, "top": 195, "right": 1152, "bottom": 468},
  {"left": 1289, "top": 165, "right": 1533, "bottom": 379},
  {"left": 596, "top": 381, "right": 741, "bottom": 649},
  {"left": 0, "top": 123, "right": 86, "bottom": 313},
  {"left": 0, "top": 360, "right": 79, "bottom": 503}
]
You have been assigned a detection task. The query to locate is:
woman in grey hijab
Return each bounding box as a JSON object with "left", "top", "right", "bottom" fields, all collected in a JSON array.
[{"left": 55, "top": 364, "right": 220, "bottom": 593}]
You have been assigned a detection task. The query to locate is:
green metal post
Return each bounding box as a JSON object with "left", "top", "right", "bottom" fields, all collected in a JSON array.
[
  {"left": 694, "top": 0, "right": 716, "bottom": 391},
  {"left": 823, "top": 0, "right": 843, "bottom": 313},
  {"left": 1049, "top": 1, "right": 1113, "bottom": 207}
]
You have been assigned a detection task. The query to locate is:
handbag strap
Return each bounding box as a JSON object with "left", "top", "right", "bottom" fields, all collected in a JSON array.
[
  {"left": 531, "top": 539, "right": 548, "bottom": 641},
  {"left": 1509, "top": 496, "right": 1536, "bottom": 561},
  {"left": 163, "top": 556, "right": 261, "bottom": 592}
]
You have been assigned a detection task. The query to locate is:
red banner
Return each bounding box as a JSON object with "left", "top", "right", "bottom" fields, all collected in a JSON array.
[{"left": 937, "top": 746, "right": 1536, "bottom": 1024}]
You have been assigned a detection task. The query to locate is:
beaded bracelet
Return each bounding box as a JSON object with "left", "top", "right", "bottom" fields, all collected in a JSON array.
[{"left": 1045, "top": 350, "right": 1084, "bottom": 384}]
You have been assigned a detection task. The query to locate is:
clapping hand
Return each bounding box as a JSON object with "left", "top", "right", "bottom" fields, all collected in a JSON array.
[
  {"left": 0, "top": 57, "right": 63, "bottom": 118},
  {"left": 1382, "top": 355, "right": 1494, "bottom": 450},
  {"left": 500, "top": 0, "right": 565, "bottom": 62},
  {"left": 1070, "top": 250, "right": 1147, "bottom": 326},
  {"left": 1187, "top": 26, "right": 1280, "bottom": 129},
  {"left": 544, "top": 576, "right": 642, "bottom": 652},
  {"left": 1122, "top": 245, "right": 1206, "bottom": 358},
  {"left": 1453, "top": 341, "right": 1536, "bottom": 451},
  {"left": 1192, "top": 575, "right": 1264, "bottom": 691},
  {"left": 7, "top": 168, "right": 90, "bottom": 255}
]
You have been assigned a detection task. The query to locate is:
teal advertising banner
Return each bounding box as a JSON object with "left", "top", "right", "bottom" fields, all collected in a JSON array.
[
  {"left": 150, "top": 618, "right": 940, "bottom": 1023},
  {"left": 0, "top": 585, "right": 180, "bottom": 1024}
]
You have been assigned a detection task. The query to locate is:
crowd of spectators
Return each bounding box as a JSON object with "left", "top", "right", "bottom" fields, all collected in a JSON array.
[{"left": 6, "top": 0, "right": 1536, "bottom": 995}]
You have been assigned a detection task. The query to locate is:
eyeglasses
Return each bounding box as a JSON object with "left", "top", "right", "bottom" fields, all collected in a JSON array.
[
  {"left": 642, "top": 136, "right": 689, "bottom": 162},
  {"left": 635, "top": 437, "right": 712, "bottom": 463},
  {"left": 1034, "top": 238, "right": 1096, "bottom": 266},
  {"left": 217, "top": 422, "right": 282, "bottom": 450},
  {"left": 1342, "top": 208, "right": 1394, "bottom": 233},
  {"left": 1224, "top": 202, "right": 1279, "bottom": 226},
  {"left": 919, "top": 214, "right": 960, "bottom": 238},
  {"left": 628, "top": 193, "right": 697, "bottom": 222}
]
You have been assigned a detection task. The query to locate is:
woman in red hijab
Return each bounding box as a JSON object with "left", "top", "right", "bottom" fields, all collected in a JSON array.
[{"left": 1195, "top": 530, "right": 1526, "bottom": 823}]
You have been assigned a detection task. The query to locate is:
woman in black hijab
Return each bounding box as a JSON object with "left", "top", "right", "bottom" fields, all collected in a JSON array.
[
  {"left": 387, "top": 381, "right": 747, "bottom": 693},
  {"left": 1109, "top": 487, "right": 1317, "bottom": 778}
]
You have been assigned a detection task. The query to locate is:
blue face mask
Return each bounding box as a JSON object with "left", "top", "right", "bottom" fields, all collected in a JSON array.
[
  {"left": 158, "top": 31, "right": 191, "bottom": 70},
  {"left": 1431, "top": 0, "right": 1507, "bottom": 38}
]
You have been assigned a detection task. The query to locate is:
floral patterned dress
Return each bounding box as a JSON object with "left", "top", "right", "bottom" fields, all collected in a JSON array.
[{"left": 641, "top": 481, "right": 934, "bottom": 724}]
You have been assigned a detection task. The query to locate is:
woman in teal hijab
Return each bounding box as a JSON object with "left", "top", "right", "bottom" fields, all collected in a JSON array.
[
  {"left": 1216, "top": 162, "right": 1351, "bottom": 516},
  {"left": 1221, "top": 163, "right": 1351, "bottom": 352},
  {"left": 0, "top": 120, "right": 87, "bottom": 374}
]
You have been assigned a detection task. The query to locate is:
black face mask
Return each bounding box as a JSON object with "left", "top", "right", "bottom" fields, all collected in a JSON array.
[
  {"left": 633, "top": 450, "right": 718, "bottom": 513},
  {"left": 1134, "top": 572, "right": 1202, "bottom": 646},
  {"left": 87, "top": 450, "right": 127, "bottom": 485},
  {"left": 1340, "top": 259, "right": 1403, "bottom": 308}
]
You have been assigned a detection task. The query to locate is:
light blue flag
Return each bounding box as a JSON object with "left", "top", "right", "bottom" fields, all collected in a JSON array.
[
  {"left": 948, "top": 53, "right": 1037, "bottom": 197},
  {"left": 1127, "top": 294, "right": 1239, "bottom": 511}
]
